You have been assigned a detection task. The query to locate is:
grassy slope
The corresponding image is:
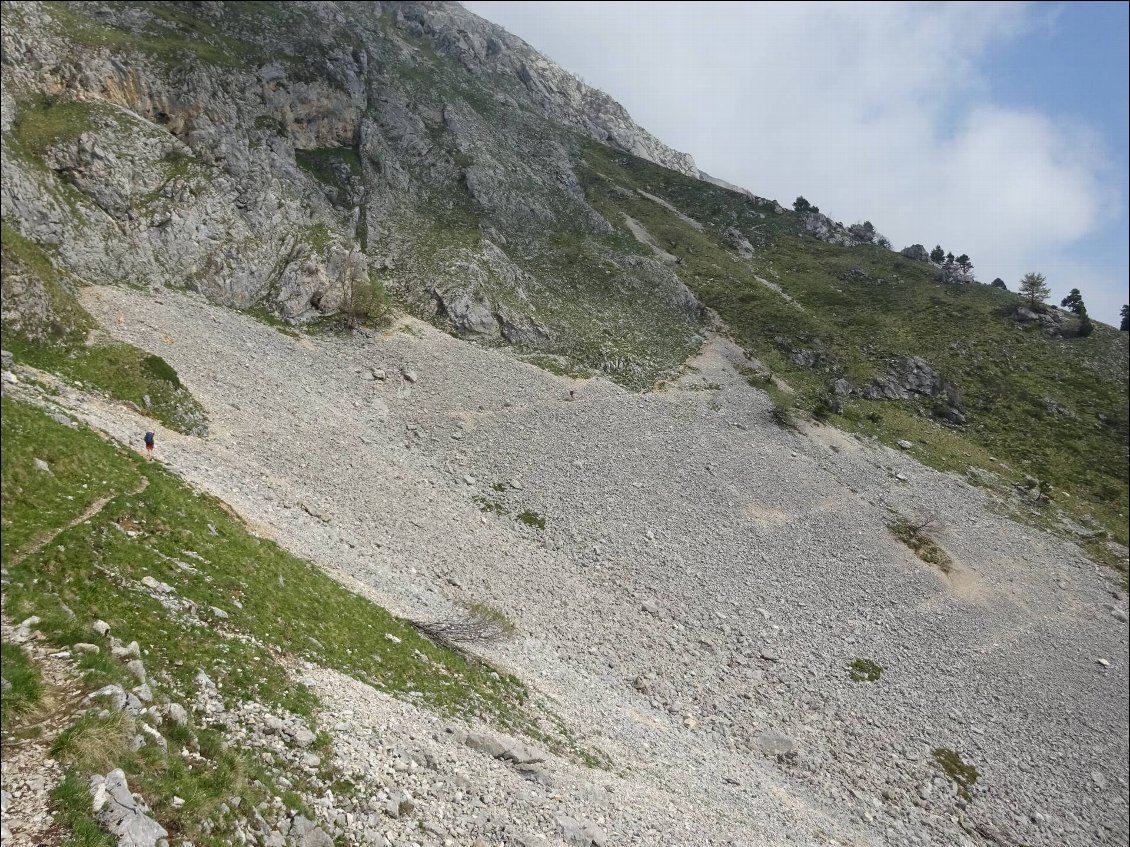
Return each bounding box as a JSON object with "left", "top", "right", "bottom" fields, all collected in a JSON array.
[
  {"left": 1, "top": 397, "right": 587, "bottom": 843},
  {"left": 578, "top": 142, "right": 1129, "bottom": 564},
  {"left": 1, "top": 222, "right": 208, "bottom": 435}
]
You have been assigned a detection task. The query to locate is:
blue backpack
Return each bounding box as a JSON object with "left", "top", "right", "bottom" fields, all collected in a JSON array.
[{"left": 144, "top": 432, "right": 155, "bottom": 447}]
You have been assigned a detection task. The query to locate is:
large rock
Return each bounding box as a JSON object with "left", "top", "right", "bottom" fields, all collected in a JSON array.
[
  {"left": 722, "top": 226, "right": 755, "bottom": 258},
  {"left": 89, "top": 769, "right": 168, "bottom": 847},
  {"left": 433, "top": 285, "right": 499, "bottom": 338},
  {"left": 900, "top": 243, "right": 930, "bottom": 262}
]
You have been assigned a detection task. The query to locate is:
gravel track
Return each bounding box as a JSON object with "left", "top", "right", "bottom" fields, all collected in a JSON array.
[{"left": 55, "top": 285, "right": 1130, "bottom": 847}]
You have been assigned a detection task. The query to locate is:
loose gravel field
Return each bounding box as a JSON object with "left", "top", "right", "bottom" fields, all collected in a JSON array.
[{"left": 54, "top": 285, "right": 1130, "bottom": 847}]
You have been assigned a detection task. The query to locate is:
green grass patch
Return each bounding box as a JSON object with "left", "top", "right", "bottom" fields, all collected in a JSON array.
[
  {"left": 577, "top": 140, "right": 1127, "bottom": 571},
  {"left": 516, "top": 510, "right": 545, "bottom": 530},
  {"left": 888, "top": 515, "right": 953, "bottom": 574},
  {"left": 42, "top": 1, "right": 267, "bottom": 70},
  {"left": 522, "top": 354, "right": 594, "bottom": 380},
  {"left": 296, "top": 147, "right": 362, "bottom": 192},
  {"left": 2, "top": 398, "right": 581, "bottom": 754},
  {"left": 1, "top": 396, "right": 143, "bottom": 564},
  {"left": 930, "top": 747, "right": 979, "bottom": 801},
  {"left": 472, "top": 495, "right": 506, "bottom": 515},
  {"left": 52, "top": 771, "right": 116, "bottom": 847},
  {"left": 1, "top": 222, "right": 207, "bottom": 434},
  {"left": 5, "top": 338, "right": 206, "bottom": 436},
  {"left": 848, "top": 657, "right": 883, "bottom": 682},
  {"left": 0, "top": 642, "right": 45, "bottom": 731}
]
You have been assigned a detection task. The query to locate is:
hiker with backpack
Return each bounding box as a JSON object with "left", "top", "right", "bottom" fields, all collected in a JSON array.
[{"left": 144, "top": 430, "right": 155, "bottom": 460}]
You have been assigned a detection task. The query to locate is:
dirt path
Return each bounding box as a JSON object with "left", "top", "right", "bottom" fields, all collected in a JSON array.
[
  {"left": 8, "top": 476, "right": 150, "bottom": 569},
  {"left": 3, "top": 474, "right": 151, "bottom": 845},
  {"left": 0, "top": 621, "right": 91, "bottom": 847}
]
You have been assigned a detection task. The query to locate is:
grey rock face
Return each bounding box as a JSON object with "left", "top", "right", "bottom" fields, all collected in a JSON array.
[
  {"left": 0, "top": 0, "right": 717, "bottom": 370},
  {"left": 723, "top": 226, "right": 755, "bottom": 258},
  {"left": 900, "top": 244, "right": 930, "bottom": 262},
  {"left": 89, "top": 769, "right": 168, "bottom": 847},
  {"left": 433, "top": 285, "right": 499, "bottom": 338}
]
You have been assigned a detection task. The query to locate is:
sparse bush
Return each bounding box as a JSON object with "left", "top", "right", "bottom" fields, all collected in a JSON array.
[
  {"left": 848, "top": 658, "right": 883, "bottom": 682},
  {"left": 409, "top": 602, "right": 516, "bottom": 650},
  {"left": 1077, "top": 312, "right": 1094, "bottom": 338},
  {"left": 517, "top": 509, "right": 545, "bottom": 529},
  {"left": 930, "top": 747, "right": 979, "bottom": 801},
  {"left": 888, "top": 513, "right": 953, "bottom": 573}
]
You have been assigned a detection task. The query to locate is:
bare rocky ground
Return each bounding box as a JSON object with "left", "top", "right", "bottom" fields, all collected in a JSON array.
[{"left": 5, "top": 284, "right": 1127, "bottom": 847}]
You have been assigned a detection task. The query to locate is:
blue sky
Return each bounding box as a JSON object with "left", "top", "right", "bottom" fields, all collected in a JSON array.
[{"left": 466, "top": 1, "right": 1129, "bottom": 325}]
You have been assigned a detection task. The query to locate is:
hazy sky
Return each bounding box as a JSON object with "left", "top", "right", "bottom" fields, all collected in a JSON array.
[{"left": 465, "top": 1, "right": 1129, "bottom": 326}]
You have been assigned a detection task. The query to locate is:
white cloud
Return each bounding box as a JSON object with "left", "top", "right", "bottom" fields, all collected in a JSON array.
[{"left": 465, "top": 1, "right": 1127, "bottom": 324}]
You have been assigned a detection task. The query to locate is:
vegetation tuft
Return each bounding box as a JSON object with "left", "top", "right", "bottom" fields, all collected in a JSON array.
[
  {"left": 888, "top": 515, "right": 953, "bottom": 574},
  {"left": 930, "top": 747, "right": 979, "bottom": 801},
  {"left": 848, "top": 658, "right": 884, "bottom": 682},
  {"left": 0, "top": 642, "right": 45, "bottom": 731}
]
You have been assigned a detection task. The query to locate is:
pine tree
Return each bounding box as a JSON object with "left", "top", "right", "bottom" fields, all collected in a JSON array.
[
  {"left": 930, "top": 245, "right": 945, "bottom": 263},
  {"left": 1120, "top": 305, "right": 1128, "bottom": 332},
  {"left": 1060, "top": 288, "right": 1085, "bottom": 314},
  {"left": 1018, "top": 272, "right": 1051, "bottom": 308}
]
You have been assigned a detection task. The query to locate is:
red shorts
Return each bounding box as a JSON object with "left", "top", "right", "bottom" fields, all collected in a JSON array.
[{"left": 145, "top": 443, "right": 154, "bottom": 451}]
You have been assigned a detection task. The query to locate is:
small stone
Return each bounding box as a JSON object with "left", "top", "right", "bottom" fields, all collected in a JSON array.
[
  {"left": 292, "top": 726, "right": 317, "bottom": 747},
  {"left": 93, "top": 620, "right": 111, "bottom": 637},
  {"left": 756, "top": 728, "right": 796, "bottom": 755},
  {"left": 34, "top": 458, "right": 50, "bottom": 472},
  {"left": 384, "top": 633, "right": 401, "bottom": 645},
  {"left": 385, "top": 789, "right": 414, "bottom": 818},
  {"left": 73, "top": 643, "right": 100, "bottom": 654},
  {"left": 759, "top": 647, "right": 778, "bottom": 662},
  {"left": 1096, "top": 658, "right": 1110, "bottom": 667},
  {"left": 127, "top": 659, "right": 146, "bottom": 683},
  {"left": 897, "top": 440, "right": 913, "bottom": 450},
  {"left": 401, "top": 368, "right": 417, "bottom": 383}
]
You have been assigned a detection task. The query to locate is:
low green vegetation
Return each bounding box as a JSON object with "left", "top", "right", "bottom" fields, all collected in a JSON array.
[
  {"left": 42, "top": 1, "right": 269, "bottom": 70},
  {"left": 473, "top": 495, "right": 506, "bottom": 515},
  {"left": 888, "top": 515, "right": 953, "bottom": 574},
  {"left": 517, "top": 509, "right": 546, "bottom": 530},
  {"left": 296, "top": 147, "right": 363, "bottom": 196},
  {"left": 578, "top": 141, "right": 1128, "bottom": 574},
  {"left": 848, "top": 658, "right": 883, "bottom": 682},
  {"left": 930, "top": 747, "right": 979, "bottom": 801},
  {"left": 2, "top": 222, "right": 207, "bottom": 434},
  {"left": 740, "top": 367, "right": 798, "bottom": 429},
  {"left": 51, "top": 772, "right": 116, "bottom": 847},
  {"left": 2, "top": 399, "right": 592, "bottom": 836},
  {"left": 521, "top": 354, "right": 594, "bottom": 380},
  {"left": 0, "top": 643, "right": 44, "bottom": 731},
  {"left": 8, "top": 95, "right": 122, "bottom": 160}
]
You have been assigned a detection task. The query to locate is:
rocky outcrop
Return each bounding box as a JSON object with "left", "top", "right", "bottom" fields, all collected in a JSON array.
[
  {"left": 800, "top": 211, "right": 875, "bottom": 247},
  {"left": 384, "top": 2, "right": 697, "bottom": 178},
  {"left": 722, "top": 226, "right": 755, "bottom": 258},
  {"left": 1012, "top": 305, "right": 1066, "bottom": 336},
  {"left": 0, "top": 0, "right": 700, "bottom": 350},
  {"left": 859, "top": 356, "right": 967, "bottom": 423},
  {"left": 900, "top": 244, "right": 930, "bottom": 262}
]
